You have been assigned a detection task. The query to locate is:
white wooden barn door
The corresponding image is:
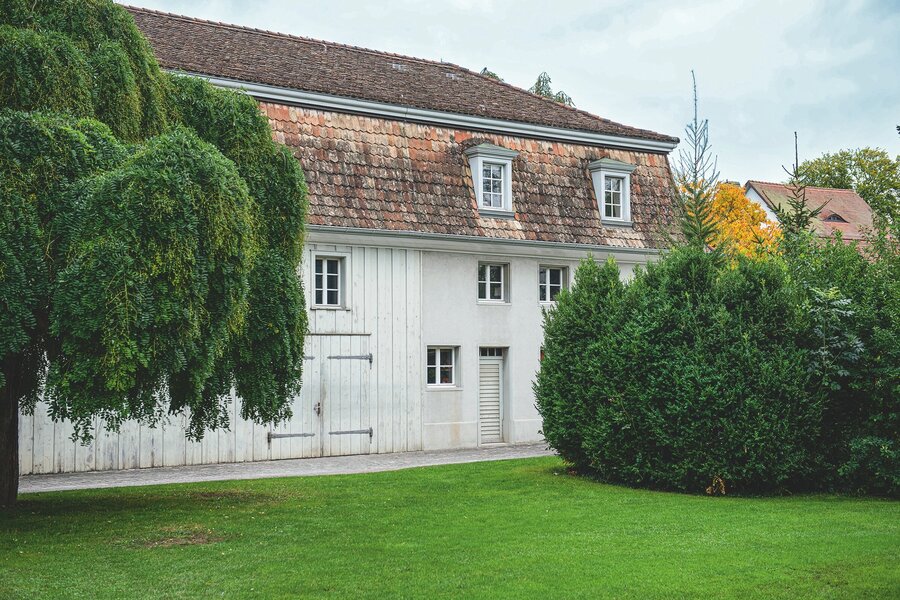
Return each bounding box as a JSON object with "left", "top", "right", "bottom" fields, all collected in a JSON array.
[
  {"left": 478, "top": 349, "right": 504, "bottom": 444},
  {"left": 319, "top": 334, "right": 372, "bottom": 456},
  {"left": 268, "top": 334, "right": 372, "bottom": 459}
]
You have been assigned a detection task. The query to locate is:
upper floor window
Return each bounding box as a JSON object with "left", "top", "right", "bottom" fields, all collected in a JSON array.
[
  {"left": 539, "top": 266, "right": 567, "bottom": 303},
  {"left": 482, "top": 163, "right": 505, "bottom": 208},
  {"left": 604, "top": 176, "right": 625, "bottom": 219},
  {"left": 478, "top": 263, "right": 508, "bottom": 302},
  {"left": 314, "top": 257, "right": 342, "bottom": 306},
  {"left": 589, "top": 158, "right": 636, "bottom": 226},
  {"left": 464, "top": 143, "right": 519, "bottom": 214}
]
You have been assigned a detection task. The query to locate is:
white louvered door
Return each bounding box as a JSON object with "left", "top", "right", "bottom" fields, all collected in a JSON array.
[{"left": 478, "top": 353, "right": 504, "bottom": 444}]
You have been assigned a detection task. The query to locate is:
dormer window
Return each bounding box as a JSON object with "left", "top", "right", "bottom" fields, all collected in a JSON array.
[
  {"left": 464, "top": 143, "right": 518, "bottom": 215},
  {"left": 604, "top": 176, "right": 625, "bottom": 219},
  {"left": 589, "top": 158, "right": 637, "bottom": 226},
  {"left": 823, "top": 212, "right": 847, "bottom": 223},
  {"left": 482, "top": 163, "right": 505, "bottom": 208}
]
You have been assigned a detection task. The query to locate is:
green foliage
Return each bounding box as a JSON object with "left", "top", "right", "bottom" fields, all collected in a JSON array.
[
  {"left": 780, "top": 231, "right": 899, "bottom": 495},
  {"left": 774, "top": 136, "right": 824, "bottom": 235},
  {"left": 535, "top": 257, "right": 624, "bottom": 471},
  {"left": 528, "top": 72, "right": 574, "bottom": 106},
  {"left": 479, "top": 67, "right": 503, "bottom": 81},
  {"left": 167, "top": 75, "right": 309, "bottom": 425},
  {"left": 48, "top": 128, "right": 259, "bottom": 438},
  {"left": 672, "top": 71, "right": 719, "bottom": 248},
  {"left": 799, "top": 147, "right": 900, "bottom": 225},
  {"left": 0, "top": 0, "right": 171, "bottom": 140},
  {"left": 537, "top": 248, "right": 820, "bottom": 494},
  {"left": 0, "top": 0, "right": 308, "bottom": 451},
  {"left": 0, "top": 25, "right": 94, "bottom": 118},
  {"left": 538, "top": 236, "right": 899, "bottom": 496}
]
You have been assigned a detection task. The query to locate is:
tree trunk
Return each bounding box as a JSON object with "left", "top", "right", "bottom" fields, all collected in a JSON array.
[{"left": 0, "top": 363, "right": 19, "bottom": 507}]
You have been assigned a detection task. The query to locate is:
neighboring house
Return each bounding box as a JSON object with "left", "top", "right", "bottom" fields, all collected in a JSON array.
[
  {"left": 17, "top": 7, "right": 679, "bottom": 475},
  {"left": 745, "top": 180, "right": 875, "bottom": 242}
]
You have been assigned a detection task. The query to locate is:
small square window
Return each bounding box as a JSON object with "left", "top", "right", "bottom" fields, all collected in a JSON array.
[
  {"left": 427, "top": 346, "right": 457, "bottom": 386},
  {"left": 604, "top": 176, "right": 624, "bottom": 219},
  {"left": 539, "top": 266, "right": 566, "bottom": 303},
  {"left": 478, "top": 263, "right": 507, "bottom": 302},
  {"left": 314, "top": 257, "right": 343, "bottom": 306}
]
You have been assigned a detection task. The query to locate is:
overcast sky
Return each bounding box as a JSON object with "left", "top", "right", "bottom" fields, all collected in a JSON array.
[{"left": 129, "top": 0, "right": 899, "bottom": 183}]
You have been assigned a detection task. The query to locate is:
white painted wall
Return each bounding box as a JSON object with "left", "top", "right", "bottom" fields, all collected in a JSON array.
[
  {"left": 18, "top": 241, "right": 424, "bottom": 474},
  {"left": 746, "top": 187, "right": 780, "bottom": 223},
  {"left": 18, "top": 233, "right": 650, "bottom": 474},
  {"left": 420, "top": 248, "right": 637, "bottom": 451}
]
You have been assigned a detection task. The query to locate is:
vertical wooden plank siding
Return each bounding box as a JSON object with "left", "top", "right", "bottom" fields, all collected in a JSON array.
[{"left": 17, "top": 242, "right": 424, "bottom": 473}]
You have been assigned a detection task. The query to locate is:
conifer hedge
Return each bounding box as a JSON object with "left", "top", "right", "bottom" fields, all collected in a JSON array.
[{"left": 536, "top": 239, "right": 899, "bottom": 496}]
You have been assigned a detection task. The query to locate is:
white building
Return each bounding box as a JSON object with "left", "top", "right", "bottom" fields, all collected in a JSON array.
[{"left": 17, "top": 8, "right": 679, "bottom": 474}]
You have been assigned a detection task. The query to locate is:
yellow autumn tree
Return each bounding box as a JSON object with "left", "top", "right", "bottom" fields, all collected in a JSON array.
[{"left": 710, "top": 182, "right": 780, "bottom": 256}]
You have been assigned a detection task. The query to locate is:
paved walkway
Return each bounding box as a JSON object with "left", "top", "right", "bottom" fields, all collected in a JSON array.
[{"left": 19, "top": 443, "right": 554, "bottom": 494}]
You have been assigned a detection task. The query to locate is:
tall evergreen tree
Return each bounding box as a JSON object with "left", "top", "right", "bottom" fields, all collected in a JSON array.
[{"left": 672, "top": 71, "right": 719, "bottom": 249}]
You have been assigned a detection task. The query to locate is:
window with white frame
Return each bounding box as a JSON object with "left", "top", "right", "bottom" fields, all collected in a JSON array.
[
  {"left": 481, "top": 162, "right": 505, "bottom": 208},
  {"left": 538, "top": 266, "right": 566, "bottom": 303},
  {"left": 426, "top": 346, "right": 457, "bottom": 386},
  {"left": 464, "top": 143, "right": 518, "bottom": 213},
  {"left": 478, "top": 263, "right": 507, "bottom": 302},
  {"left": 588, "top": 158, "right": 636, "bottom": 225},
  {"left": 604, "top": 176, "right": 624, "bottom": 219},
  {"left": 314, "top": 256, "right": 343, "bottom": 306}
]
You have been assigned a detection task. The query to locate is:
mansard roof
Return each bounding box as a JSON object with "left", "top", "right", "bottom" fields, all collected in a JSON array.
[
  {"left": 264, "top": 104, "right": 677, "bottom": 249},
  {"left": 126, "top": 6, "right": 677, "bottom": 146}
]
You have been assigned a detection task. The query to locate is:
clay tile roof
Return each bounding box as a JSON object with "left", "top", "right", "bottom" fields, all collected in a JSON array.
[
  {"left": 125, "top": 6, "right": 677, "bottom": 144},
  {"left": 745, "top": 181, "right": 874, "bottom": 240}
]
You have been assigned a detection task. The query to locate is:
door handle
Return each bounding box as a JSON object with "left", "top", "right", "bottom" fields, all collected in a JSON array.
[{"left": 314, "top": 402, "right": 321, "bottom": 416}]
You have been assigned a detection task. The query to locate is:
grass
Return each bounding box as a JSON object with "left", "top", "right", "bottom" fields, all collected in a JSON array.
[{"left": 1, "top": 456, "right": 898, "bottom": 599}]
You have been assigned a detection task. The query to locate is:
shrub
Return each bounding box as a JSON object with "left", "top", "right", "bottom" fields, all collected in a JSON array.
[
  {"left": 538, "top": 236, "right": 899, "bottom": 496},
  {"left": 537, "top": 248, "right": 821, "bottom": 494},
  {"left": 782, "top": 232, "right": 899, "bottom": 494}
]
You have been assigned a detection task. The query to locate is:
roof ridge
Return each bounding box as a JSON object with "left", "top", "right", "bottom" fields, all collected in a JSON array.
[
  {"left": 125, "top": 4, "right": 676, "bottom": 143},
  {"left": 124, "top": 5, "right": 472, "bottom": 71},
  {"left": 459, "top": 64, "right": 662, "bottom": 138},
  {"left": 746, "top": 179, "right": 860, "bottom": 193}
]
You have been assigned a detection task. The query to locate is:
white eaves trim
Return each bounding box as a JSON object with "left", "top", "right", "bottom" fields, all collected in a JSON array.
[
  {"left": 305, "top": 224, "right": 660, "bottom": 262},
  {"left": 182, "top": 72, "right": 679, "bottom": 153}
]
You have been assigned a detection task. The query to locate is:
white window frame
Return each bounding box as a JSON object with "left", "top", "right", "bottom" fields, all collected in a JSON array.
[
  {"left": 477, "top": 262, "right": 509, "bottom": 303},
  {"left": 426, "top": 346, "right": 458, "bottom": 387},
  {"left": 589, "top": 158, "right": 636, "bottom": 225},
  {"left": 464, "top": 143, "right": 518, "bottom": 215},
  {"left": 538, "top": 266, "right": 567, "bottom": 304},
  {"left": 310, "top": 251, "right": 350, "bottom": 310}
]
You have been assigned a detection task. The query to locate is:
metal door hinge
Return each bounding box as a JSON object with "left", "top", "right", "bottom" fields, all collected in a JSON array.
[
  {"left": 267, "top": 431, "right": 315, "bottom": 443},
  {"left": 326, "top": 353, "right": 373, "bottom": 365},
  {"left": 328, "top": 427, "right": 374, "bottom": 439}
]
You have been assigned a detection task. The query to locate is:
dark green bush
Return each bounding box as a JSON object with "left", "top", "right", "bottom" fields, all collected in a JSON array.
[
  {"left": 782, "top": 232, "right": 899, "bottom": 494},
  {"left": 538, "top": 237, "right": 898, "bottom": 496}
]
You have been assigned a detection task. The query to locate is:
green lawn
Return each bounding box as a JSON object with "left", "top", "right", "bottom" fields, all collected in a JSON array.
[{"left": 2, "top": 457, "right": 898, "bottom": 599}]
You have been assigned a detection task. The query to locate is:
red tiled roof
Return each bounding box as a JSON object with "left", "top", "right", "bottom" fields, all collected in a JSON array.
[
  {"left": 126, "top": 6, "right": 677, "bottom": 145},
  {"left": 265, "top": 104, "right": 677, "bottom": 249},
  {"left": 745, "top": 181, "right": 874, "bottom": 241}
]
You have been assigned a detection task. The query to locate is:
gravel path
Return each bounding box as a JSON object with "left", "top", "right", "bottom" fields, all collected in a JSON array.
[{"left": 19, "top": 443, "right": 554, "bottom": 493}]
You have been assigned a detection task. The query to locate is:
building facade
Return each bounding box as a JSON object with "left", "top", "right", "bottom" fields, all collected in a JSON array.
[{"left": 17, "top": 8, "right": 679, "bottom": 474}]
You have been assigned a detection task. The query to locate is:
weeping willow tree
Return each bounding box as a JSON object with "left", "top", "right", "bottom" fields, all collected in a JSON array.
[{"left": 0, "top": 0, "right": 308, "bottom": 505}]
